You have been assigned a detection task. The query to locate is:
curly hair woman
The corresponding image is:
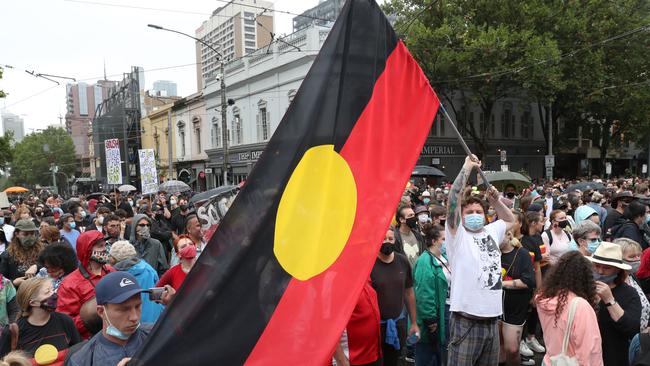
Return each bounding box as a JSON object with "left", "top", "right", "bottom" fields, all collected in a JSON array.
[
  {"left": 535, "top": 251, "right": 603, "bottom": 365},
  {"left": 0, "top": 220, "right": 44, "bottom": 288}
]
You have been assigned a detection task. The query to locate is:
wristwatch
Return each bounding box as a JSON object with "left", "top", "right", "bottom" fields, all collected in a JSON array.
[{"left": 605, "top": 300, "right": 617, "bottom": 307}]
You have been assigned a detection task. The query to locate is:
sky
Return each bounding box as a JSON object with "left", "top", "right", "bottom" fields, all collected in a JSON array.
[{"left": 0, "top": 0, "right": 344, "bottom": 133}]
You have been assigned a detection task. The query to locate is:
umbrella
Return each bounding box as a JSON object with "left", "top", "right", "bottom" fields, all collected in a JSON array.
[
  {"left": 189, "top": 185, "right": 238, "bottom": 205},
  {"left": 86, "top": 192, "right": 108, "bottom": 201},
  {"left": 566, "top": 181, "right": 605, "bottom": 192},
  {"left": 3, "top": 186, "right": 29, "bottom": 193},
  {"left": 118, "top": 184, "right": 137, "bottom": 193},
  {"left": 480, "top": 171, "right": 531, "bottom": 191},
  {"left": 159, "top": 180, "right": 190, "bottom": 193},
  {"left": 411, "top": 165, "right": 446, "bottom": 177}
]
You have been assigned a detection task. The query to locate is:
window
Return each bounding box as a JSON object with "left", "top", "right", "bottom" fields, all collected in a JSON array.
[
  {"left": 177, "top": 121, "right": 186, "bottom": 157},
  {"left": 430, "top": 113, "right": 440, "bottom": 136},
  {"left": 521, "top": 108, "right": 533, "bottom": 139},
  {"left": 257, "top": 100, "right": 270, "bottom": 141},
  {"left": 439, "top": 110, "right": 446, "bottom": 136},
  {"left": 193, "top": 117, "right": 201, "bottom": 153},
  {"left": 245, "top": 26, "right": 255, "bottom": 33},
  {"left": 490, "top": 114, "right": 495, "bottom": 138},
  {"left": 245, "top": 33, "right": 255, "bottom": 40},
  {"left": 244, "top": 19, "right": 255, "bottom": 26},
  {"left": 245, "top": 48, "right": 256, "bottom": 54},
  {"left": 232, "top": 108, "right": 242, "bottom": 145},
  {"left": 288, "top": 89, "right": 297, "bottom": 105},
  {"left": 212, "top": 117, "right": 221, "bottom": 147},
  {"left": 245, "top": 40, "right": 256, "bottom": 48},
  {"left": 244, "top": 11, "right": 255, "bottom": 19}
]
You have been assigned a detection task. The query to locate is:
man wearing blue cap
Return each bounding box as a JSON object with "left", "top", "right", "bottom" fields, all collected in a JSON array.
[{"left": 66, "top": 271, "right": 175, "bottom": 366}]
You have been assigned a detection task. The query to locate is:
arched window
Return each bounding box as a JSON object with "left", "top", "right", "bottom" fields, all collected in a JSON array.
[
  {"left": 257, "top": 99, "right": 270, "bottom": 142},
  {"left": 232, "top": 107, "right": 242, "bottom": 145},
  {"left": 211, "top": 116, "right": 221, "bottom": 148},
  {"left": 192, "top": 116, "right": 201, "bottom": 153},
  {"left": 177, "top": 120, "right": 186, "bottom": 157}
]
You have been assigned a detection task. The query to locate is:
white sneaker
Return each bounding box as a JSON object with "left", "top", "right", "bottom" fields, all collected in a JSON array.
[
  {"left": 526, "top": 336, "right": 546, "bottom": 353},
  {"left": 519, "top": 340, "right": 534, "bottom": 357},
  {"left": 521, "top": 357, "right": 536, "bottom": 365}
]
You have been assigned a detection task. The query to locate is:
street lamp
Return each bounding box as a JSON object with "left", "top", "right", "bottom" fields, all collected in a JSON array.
[{"left": 147, "top": 24, "right": 230, "bottom": 185}]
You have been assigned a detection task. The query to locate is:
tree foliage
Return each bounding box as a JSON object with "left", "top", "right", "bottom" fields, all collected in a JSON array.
[
  {"left": 0, "top": 131, "right": 13, "bottom": 173},
  {"left": 383, "top": 0, "right": 650, "bottom": 163},
  {"left": 0, "top": 67, "right": 5, "bottom": 98},
  {"left": 10, "top": 127, "right": 76, "bottom": 186}
]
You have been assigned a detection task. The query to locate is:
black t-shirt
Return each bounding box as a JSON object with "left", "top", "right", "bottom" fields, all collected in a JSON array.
[
  {"left": 170, "top": 212, "right": 189, "bottom": 235},
  {"left": 501, "top": 247, "right": 536, "bottom": 315},
  {"left": 521, "top": 235, "right": 543, "bottom": 264},
  {"left": 370, "top": 253, "right": 413, "bottom": 320},
  {"left": 0, "top": 312, "right": 82, "bottom": 357},
  {"left": 598, "top": 283, "right": 641, "bottom": 366},
  {"left": 0, "top": 252, "right": 33, "bottom": 281}
]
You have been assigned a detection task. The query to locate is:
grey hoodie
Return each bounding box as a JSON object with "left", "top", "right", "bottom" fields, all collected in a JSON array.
[{"left": 129, "top": 214, "right": 169, "bottom": 276}]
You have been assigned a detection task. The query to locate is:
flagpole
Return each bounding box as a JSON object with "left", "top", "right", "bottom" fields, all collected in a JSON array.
[{"left": 438, "top": 104, "right": 492, "bottom": 188}]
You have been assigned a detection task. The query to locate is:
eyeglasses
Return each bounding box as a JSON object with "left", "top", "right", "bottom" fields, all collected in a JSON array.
[{"left": 137, "top": 224, "right": 151, "bottom": 227}]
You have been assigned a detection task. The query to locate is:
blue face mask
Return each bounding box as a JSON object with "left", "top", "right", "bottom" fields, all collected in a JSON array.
[
  {"left": 593, "top": 271, "right": 618, "bottom": 284},
  {"left": 587, "top": 238, "right": 601, "bottom": 254},
  {"left": 440, "top": 242, "right": 447, "bottom": 257},
  {"left": 645, "top": 214, "right": 650, "bottom": 224},
  {"left": 464, "top": 213, "right": 485, "bottom": 231},
  {"left": 0, "top": 217, "right": 4, "bottom": 226},
  {"left": 69, "top": 222, "right": 76, "bottom": 229},
  {"left": 103, "top": 306, "right": 139, "bottom": 340},
  {"left": 423, "top": 198, "right": 431, "bottom": 205}
]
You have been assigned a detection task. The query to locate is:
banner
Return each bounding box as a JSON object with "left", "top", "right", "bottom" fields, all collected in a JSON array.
[
  {"left": 138, "top": 149, "right": 158, "bottom": 195},
  {"left": 104, "top": 139, "right": 122, "bottom": 185}
]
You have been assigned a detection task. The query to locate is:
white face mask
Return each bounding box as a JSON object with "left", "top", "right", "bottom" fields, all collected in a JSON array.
[{"left": 418, "top": 214, "right": 429, "bottom": 223}]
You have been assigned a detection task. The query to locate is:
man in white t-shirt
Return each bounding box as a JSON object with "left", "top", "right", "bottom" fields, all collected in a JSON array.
[{"left": 445, "top": 155, "right": 515, "bottom": 366}]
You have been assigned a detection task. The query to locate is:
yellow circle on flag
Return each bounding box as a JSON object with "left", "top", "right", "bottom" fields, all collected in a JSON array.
[
  {"left": 34, "top": 344, "right": 58, "bottom": 365},
  {"left": 274, "top": 145, "right": 357, "bottom": 281}
]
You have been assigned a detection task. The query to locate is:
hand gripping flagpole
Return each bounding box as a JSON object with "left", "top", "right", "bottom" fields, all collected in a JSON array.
[{"left": 438, "top": 104, "right": 492, "bottom": 188}]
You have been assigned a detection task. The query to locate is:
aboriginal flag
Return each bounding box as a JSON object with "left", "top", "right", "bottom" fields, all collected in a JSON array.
[{"left": 132, "top": 0, "right": 440, "bottom": 364}]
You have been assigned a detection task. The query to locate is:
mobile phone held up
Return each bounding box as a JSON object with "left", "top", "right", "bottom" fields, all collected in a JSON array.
[{"left": 147, "top": 287, "right": 166, "bottom": 302}]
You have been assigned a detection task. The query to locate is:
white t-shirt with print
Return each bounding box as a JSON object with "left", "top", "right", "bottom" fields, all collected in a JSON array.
[{"left": 446, "top": 220, "right": 507, "bottom": 317}]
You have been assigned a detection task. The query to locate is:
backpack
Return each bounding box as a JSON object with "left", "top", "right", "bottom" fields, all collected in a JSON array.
[
  {"left": 548, "top": 297, "right": 580, "bottom": 366},
  {"left": 543, "top": 229, "right": 571, "bottom": 246}
]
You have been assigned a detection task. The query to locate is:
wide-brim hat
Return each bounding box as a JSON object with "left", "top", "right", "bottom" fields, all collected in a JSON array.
[
  {"left": 14, "top": 219, "right": 38, "bottom": 232},
  {"left": 587, "top": 241, "right": 631, "bottom": 270}
]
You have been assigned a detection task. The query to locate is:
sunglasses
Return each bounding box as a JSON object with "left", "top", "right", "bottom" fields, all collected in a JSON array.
[{"left": 137, "top": 224, "right": 151, "bottom": 227}]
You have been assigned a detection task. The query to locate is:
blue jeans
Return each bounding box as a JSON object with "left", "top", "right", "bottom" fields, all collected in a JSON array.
[
  {"left": 630, "top": 333, "right": 641, "bottom": 366},
  {"left": 415, "top": 342, "right": 440, "bottom": 366}
]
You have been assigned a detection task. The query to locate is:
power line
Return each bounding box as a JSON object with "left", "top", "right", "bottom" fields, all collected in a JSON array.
[
  {"left": 213, "top": 0, "right": 335, "bottom": 23},
  {"left": 62, "top": 0, "right": 213, "bottom": 16}
]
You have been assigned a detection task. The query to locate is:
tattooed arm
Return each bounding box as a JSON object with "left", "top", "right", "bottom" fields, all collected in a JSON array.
[{"left": 447, "top": 155, "right": 480, "bottom": 235}]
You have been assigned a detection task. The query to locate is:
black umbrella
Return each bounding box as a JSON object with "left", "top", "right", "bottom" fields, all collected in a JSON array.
[
  {"left": 566, "top": 182, "right": 605, "bottom": 192},
  {"left": 189, "top": 185, "right": 238, "bottom": 205},
  {"left": 86, "top": 192, "right": 108, "bottom": 200},
  {"left": 411, "top": 165, "right": 446, "bottom": 177}
]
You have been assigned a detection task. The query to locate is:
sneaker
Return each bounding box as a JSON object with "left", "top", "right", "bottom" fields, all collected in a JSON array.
[
  {"left": 526, "top": 336, "right": 546, "bottom": 353},
  {"left": 519, "top": 340, "right": 534, "bottom": 357},
  {"left": 521, "top": 357, "right": 536, "bottom": 365},
  {"left": 404, "top": 356, "right": 415, "bottom": 363}
]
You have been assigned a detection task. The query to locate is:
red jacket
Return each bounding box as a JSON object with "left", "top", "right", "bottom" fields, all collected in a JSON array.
[{"left": 56, "top": 230, "right": 113, "bottom": 339}]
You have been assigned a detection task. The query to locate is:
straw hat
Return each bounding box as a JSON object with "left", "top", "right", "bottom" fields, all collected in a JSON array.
[{"left": 587, "top": 241, "right": 631, "bottom": 270}]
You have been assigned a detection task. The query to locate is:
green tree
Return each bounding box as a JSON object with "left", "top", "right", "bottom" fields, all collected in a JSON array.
[
  {"left": 10, "top": 127, "right": 76, "bottom": 186},
  {"left": 0, "top": 131, "right": 13, "bottom": 172},
  {"left": 383, "top": 0, "right": 563, "bottom": 158},
  {"left": 0, "top": 67, "right": 5, "bottom": 98}
]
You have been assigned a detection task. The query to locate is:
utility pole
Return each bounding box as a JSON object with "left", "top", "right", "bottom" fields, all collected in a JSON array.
[
  {"left": 547, "top": 102, "right": 553, "bottom": 181},
  {"left": 122, "top": 103, "right": 129, "bottom": 185},
  {"left": 51, "top": 164, "right": 58, "bottom": 194},
  {"left": 220, "top": 60, "right": 229, "bottom": 186},
  {"left": 167, "top": 108, "right": 173, "bottom": 180}
]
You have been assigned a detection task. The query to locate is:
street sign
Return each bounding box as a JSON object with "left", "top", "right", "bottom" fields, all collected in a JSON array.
[
  {"left": 545, "top": 155, "right": 555, "bottom": 168},
  {"left": 431, "top": 158, "right": 440, "bottom": 165},
  {"left": 546, "top": 167, "right": 553, "bottom": 179},
  {"left": 500, "top": 150, "right": 507, "bottom": 162},
  {"left": 643, "top": 164, "right": 648, "bottom": 174},
  {"left": 606, "top": 162, "right": 612, "bottom": 175},
  {"left": 500, "top": 165, "right": 509, "bottom": 172},
  {"left": 205, "top": 168, "right": 213, "bottom": 174}
]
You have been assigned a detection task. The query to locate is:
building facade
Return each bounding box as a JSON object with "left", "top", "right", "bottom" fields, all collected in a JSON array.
[
  {"left": 195, "top": 0, "right": 274, "bottom": 90},
  {"left": 152, "top": 80, "right": 177, "bottom": 97},
  {"left": 292, "top": 0, "right": 344, "bottom": 32},
  {"left": 65, "top": 80, "right": 116, "bottom": 177},
  {"left": 140, "top": 103, "right": 176, "bottom": 182},
  {"left": 0, "top": 111, "right": 25, "bottom": 143},
  {"left": 203, "top": 25, "right": 329, "bottom": 188},
  {"left": 172, "top": 92, "right": 208, "bottom": 191}
]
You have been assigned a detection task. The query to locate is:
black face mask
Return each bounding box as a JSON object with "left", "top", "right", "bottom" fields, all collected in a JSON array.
[
  {"left": 558, "top": 220, "right": 569, "bottom": 229},
  {"left": 39, "top": 293, "right": 58, "bottom": 312},
  {"left": 405, "top": 217, "right": 418, "bottom": 230},
  {"left": 506, "top": 192, "right": 516, "bottom": 199},
  {"left": 439, "top": 219, "right": 446, "bottom": 227},
  {"left": 180, "top": 204, "right": 188, "bottom": 212},
  {"left": 380, "top": 242, "right": 395, "bottom": 255}
]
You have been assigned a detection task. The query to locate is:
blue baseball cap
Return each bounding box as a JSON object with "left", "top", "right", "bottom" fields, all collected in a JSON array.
[{"left": 95, "top": 271, "right": 145, "bottom": 305}]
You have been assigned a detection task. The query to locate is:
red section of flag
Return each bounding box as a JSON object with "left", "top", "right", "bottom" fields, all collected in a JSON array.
[{"left": 245, "top": 41, "right": 440, "bottom": 365}]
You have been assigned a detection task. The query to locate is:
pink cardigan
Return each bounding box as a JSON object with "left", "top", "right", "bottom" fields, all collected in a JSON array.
[{"left": 536, "top": 293, "right": 603, "bottom": 366}]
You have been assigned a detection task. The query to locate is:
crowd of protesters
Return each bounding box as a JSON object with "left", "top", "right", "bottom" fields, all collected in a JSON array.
[
  {"left": 0, "top": 188, "right": 205, "bottom": 365},
  {"left": 4, "top": 163, "right": 650, "bottom": 365},
  {"left": 333, "top": 157, "right": 650, "bottom": 366}
]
